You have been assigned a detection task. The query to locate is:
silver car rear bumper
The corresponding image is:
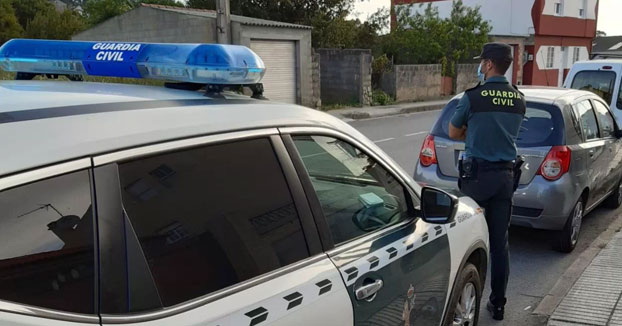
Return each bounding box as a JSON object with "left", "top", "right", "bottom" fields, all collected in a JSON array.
[{"left": 414, "top": 163, "right": 580, "bottom": 231}]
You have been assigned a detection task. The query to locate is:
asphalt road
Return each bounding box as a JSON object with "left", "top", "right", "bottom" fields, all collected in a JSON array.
[{"left": 350, "top": 111, "right": 622, "bottom": 326}]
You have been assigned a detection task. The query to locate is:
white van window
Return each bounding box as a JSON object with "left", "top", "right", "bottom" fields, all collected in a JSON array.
[{"left": 571, "top": 71, "right": 617, "bottom": 104}]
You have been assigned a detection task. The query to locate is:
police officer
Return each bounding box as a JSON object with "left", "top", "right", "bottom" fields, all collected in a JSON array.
[{"left": 448, "top": 42, "right": 526, "bottom": 321}]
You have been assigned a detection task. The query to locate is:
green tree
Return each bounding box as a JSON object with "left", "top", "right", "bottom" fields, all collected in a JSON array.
[
  {"left": 25, "top": 7, "right": 86, "bottom": 40},
  {"left": 383, "top": 3, "right": 448, "bottom": 64},
  {"left": 83, "top": 0, "right": 185, "bottom": 26},
  {"left": 443, "top": 0, "right": 491, "bottom": 77},
  {"left": 382, "top": 0, "right": 490, "bottom": 77},
  {"left": 186, "top": 0, "right": 358, "bottom": 48},
  {"left": 0, "top": 0, "right": 23, "bottom": 45},
  {"left": 186, "top": 0, "right": 214, "bottom": 10},
  {"left": 83, "top": 0, "right": 133, "bottom": 26},
  {"left": 10, "top": 0, "right": 54, "bottom": 30}
]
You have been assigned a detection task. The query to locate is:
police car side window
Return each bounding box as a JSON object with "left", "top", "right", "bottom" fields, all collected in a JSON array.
[
  {"left": 0, "top": 170, "right": 95, "bottom": 314},
  {"left": 592, "top": 100, "right": 615, "bottom": 138},
  {"left": 291, "top": 135, "right": 412, "bottom": 245},
  {"left": 118, "top": 138, "right": 310, "bottom": 308},
  {"left": 575, "top": 101, "right": 600, "bottom": 141}
]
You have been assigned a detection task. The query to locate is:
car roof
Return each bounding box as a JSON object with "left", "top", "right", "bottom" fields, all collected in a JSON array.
[
  {"left": 572, "top": 59, "right": 622, "bottom": 65},
  {"left": 451, "top": 86, "right": 596, "bottom": 105},
  {"left": 0, "top": 81, "right": 359, "bottom": 177}
]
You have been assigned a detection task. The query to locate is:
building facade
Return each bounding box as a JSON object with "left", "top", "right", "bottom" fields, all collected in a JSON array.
[
  {"left": 392, "top": 0, "right": 598, "bottom": 86},
  {"left": 73, "top": 4, "right": 315, "bottom": 107}
]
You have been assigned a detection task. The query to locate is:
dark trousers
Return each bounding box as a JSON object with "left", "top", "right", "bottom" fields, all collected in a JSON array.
[{"left": 460, "top": 167, "right": 514, "bottom": 307}]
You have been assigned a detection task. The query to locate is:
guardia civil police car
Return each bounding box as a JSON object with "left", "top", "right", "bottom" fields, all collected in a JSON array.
[{"left": 0, "top": 39, "right": 488, "bottom": 326}]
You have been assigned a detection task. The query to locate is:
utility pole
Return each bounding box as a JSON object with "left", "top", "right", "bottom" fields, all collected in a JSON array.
[{"left": 216, "top": 0, "right": 231, "bottom": 44}]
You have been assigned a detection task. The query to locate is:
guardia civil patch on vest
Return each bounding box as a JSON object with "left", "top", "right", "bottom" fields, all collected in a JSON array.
[{"left": 466, "top": 82, "right": 526, "bottom": 115}]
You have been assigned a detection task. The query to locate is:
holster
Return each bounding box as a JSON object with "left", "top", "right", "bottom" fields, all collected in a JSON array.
[
  {"left": 512, "top": 156, "right": 525, "bottom": 191},
  {"left": 458, "top": 157, "right": 478, "bottom": 190}
]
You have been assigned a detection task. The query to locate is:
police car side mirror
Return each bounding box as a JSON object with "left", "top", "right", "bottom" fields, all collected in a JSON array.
[{"left": 420, "top": 187, "right": 458, "bottom": 224}]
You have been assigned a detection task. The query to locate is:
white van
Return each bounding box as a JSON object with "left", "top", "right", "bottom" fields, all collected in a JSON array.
[{"left": 564, "top": 60, "right": 622, "bottom": 124}]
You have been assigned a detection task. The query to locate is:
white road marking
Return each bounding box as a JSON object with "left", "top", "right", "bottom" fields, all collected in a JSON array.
[
  {"left": 524, "top": 306, "right": 532, "bottom": 311},
  {"left": 374, "top": 138, "right": 395, "bottom": 143},
  {"left": 404, "top": 131, "right": 427, "bottom": 137}
]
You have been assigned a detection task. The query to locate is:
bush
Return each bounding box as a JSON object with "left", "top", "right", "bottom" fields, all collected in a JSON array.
[
  {"left": 372, "top": 90, "right": 393, "bottom": 106},
  {"left": 372, "top": 54, "right": 392, "bottom": 89}
]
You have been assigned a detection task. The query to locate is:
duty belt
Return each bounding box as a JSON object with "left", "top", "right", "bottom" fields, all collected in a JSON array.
[{"left": 474, "top": 159, "right": 514, "bottom": 171}]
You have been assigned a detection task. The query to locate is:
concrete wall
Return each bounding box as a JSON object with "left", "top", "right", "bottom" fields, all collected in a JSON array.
[
  {"left": 455, "top": 64, "right": 480, "bottom": 94},
  {"left": 73, "top": 7, "right": 217, "bottom": 43},
  {"left": 317, "top": 49, "right": 372, "bottom": 107},
  {"left": 379, "top": 64, "right": 442, "bottom": 103},
  {"left": 232, "top": 23, "right": 314, "bottom": 107}
]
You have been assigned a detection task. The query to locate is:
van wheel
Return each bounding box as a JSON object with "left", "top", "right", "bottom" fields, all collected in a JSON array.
[
  {"left": 444, "top": 263, "right": 481, "bottom": 326},
  {"left": 604, "top": 180, "right": 622, "bottom": 209},
  {"left": 555, "top": 198, "right": 583, "bottom": 253}
]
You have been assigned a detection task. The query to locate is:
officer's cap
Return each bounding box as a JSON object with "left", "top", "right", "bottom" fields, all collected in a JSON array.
[{"left": 474, "top": 42, "right": 513, "bottom": 62}]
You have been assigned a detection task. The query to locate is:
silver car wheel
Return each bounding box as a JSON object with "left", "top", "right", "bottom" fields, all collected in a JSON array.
[
  {"left": 453, "top": 282, "right": 476, "bottom": 326},
  {"left": 570, "top": 201, "right": 583, "bottom": 246}
]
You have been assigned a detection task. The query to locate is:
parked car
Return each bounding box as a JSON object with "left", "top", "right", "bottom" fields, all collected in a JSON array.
[
  {"left": 415, "top": 87, "right": 622, "bottom": 252},
  {"left": 0, "top": 39, "right": 489, "bottom": 326},
  {"left": 564, "top": 60, "right": 622, "bottom": 125}
]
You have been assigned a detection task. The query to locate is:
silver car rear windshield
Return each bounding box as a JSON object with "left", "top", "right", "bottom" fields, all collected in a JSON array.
[{"left": 432, "top": 99, "right": 565, "bottom": 147}]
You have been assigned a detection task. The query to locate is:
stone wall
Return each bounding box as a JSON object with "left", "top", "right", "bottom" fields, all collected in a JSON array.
[
  {"left": 311, "top": 51, "right": 322, "bottom": 109},
  {"left": 455, "top": 64, "right": 480, "bottom": 94},
  {"left": 317, "top": 49, "right": 372, "bottom": 107},
  {"left": 379, "top": 64, "right": 442, "bottom": 103}
]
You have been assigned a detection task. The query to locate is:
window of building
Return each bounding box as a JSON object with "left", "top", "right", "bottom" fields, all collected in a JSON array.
[
  {"left": 0, "top": 170, "right": 95, "bottom": 314},
  {"left": 573, "top": 47, "right": 581, "bottom": 63},
  {"left": 592, "top": 100, "right": 615, "bottom": 138},
  {"left": 291, "top": 135, "right": 415, "bottom": 245},
  {"left": 579, "top": 8, "right": 584, "bottom": 17},
  {"left": 546, "top": 47, "right": 555, "bottom": 68},
  {"left": 554, "top": 1, "right": 563, "bottom": 15},
  {"left": 575, "top": 101, "right": 600, "bottom": 140},
  {"left": 119, "top": 138, "right": 310, "bottom": 307}
]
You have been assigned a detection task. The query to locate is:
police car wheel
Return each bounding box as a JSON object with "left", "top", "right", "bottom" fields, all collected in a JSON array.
[
  {"left": 445, "top": 263, "right": 481, "bottom": 326},
  {"left": 555, "top": 198, "right": 583, "bottom": 253}
]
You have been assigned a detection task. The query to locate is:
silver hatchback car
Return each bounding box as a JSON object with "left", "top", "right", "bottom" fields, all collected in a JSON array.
[{"left": 415, "top": 87, "right": 622, "bottom": 252}]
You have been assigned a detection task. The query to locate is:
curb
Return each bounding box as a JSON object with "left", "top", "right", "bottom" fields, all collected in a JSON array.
[
  {"left": 533, "top": 213, "right": 622, "bottom": 318},
  {"left": 334, "top": 103, "right": 446, "bottom": 121}
]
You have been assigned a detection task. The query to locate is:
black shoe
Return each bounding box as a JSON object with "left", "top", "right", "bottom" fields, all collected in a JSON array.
[{"left": 487, "top": 301, "right": 504, "bottom": 321}]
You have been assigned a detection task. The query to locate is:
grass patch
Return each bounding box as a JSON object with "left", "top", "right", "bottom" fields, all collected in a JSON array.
[
  {"left": 0, "top": 71, "right": 16, "bottom": 80},
  {"left": 322, "top": 103, "right": 348, "bottom": 111}
]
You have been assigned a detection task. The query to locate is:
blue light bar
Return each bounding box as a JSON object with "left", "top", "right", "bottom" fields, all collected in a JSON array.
[{"left": 0, "top": 39, "right": 266, "bottom": 85}]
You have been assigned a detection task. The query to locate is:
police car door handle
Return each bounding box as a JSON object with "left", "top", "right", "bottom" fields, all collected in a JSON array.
[{"left": 355, "top": 279, "right": 384, "bottom": 301}]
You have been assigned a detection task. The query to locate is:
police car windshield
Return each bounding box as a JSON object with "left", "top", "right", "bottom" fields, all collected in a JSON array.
[{"left": 432, "top": 99, "right": 565, "bottom": 147}]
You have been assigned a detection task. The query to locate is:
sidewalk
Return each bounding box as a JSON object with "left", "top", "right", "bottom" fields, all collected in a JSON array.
[
  {"left": 547, "top": 230, "right": 622, "bottom": 326},
  {"left": 327, "top": 99, "right": 449, "bottom": 121}
]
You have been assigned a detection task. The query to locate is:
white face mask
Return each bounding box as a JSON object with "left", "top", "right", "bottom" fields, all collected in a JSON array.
[{"left": 477, "top": 61, "right": 488, "bottom": 82}]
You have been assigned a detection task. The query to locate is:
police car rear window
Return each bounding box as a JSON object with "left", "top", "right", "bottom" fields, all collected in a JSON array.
[{"left": 431, "top": 99, "right": 565, "bottom": 147}]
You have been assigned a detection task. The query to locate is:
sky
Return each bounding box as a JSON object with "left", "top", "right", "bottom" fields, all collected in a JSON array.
[{"left": 349, "top": 0, "right": 622, "bottom": 36}]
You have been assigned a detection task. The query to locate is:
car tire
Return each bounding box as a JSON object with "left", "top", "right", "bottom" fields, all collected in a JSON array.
[
  {"left": 603, "top": 180, "right": 622, "bottom": 209},
  {"left": 555, "top": 198, "right": 584, "bottom": 253},
  {"left": 443, "top": 263, "right": 482, "bottom": 326}
]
